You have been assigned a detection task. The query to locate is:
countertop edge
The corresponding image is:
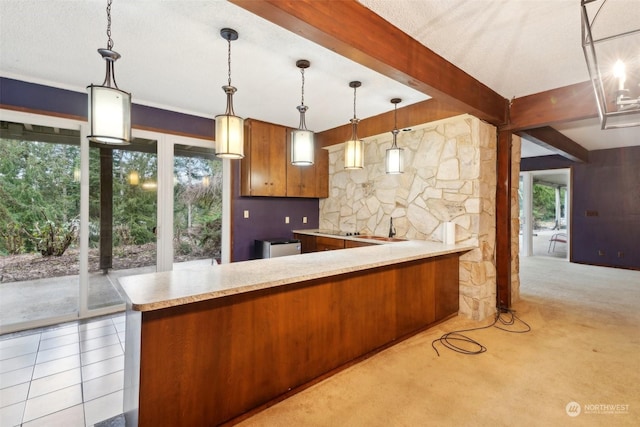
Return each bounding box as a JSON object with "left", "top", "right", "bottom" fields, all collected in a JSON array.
[{"left": 121, "top": 242, "right": 474, "bottom": 312}]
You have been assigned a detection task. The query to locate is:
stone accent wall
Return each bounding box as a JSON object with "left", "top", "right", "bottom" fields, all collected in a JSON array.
[
  {"left": 511, "top": 135, "right": 521, "bottom": 303},
  {"left": 320, "top": 115, "right": 497, "bottom": 320}
]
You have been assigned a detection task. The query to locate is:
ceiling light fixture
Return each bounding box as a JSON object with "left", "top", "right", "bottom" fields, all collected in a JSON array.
[
  {"left": 291, "top": 59, "right": 315, "bottom": 166},
  {"left": 215, "top": 28, "right": 244, "bottom": 159},
  {"left": 344, "top": 81, "right": 364, "bottom": 169},
  {"left": 386, "top": 98, "right": 404, "bottom": 175},
  {"left": 87, "top": 0, "right": 131, "bottom": 145},
  {"left": 581, "top": 0, "right": 640, "bottom": 129}
]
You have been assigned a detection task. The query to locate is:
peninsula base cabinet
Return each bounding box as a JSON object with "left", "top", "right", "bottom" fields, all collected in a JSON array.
[{"left": 124, "top": 254, "right": 460, "bottom": 426}]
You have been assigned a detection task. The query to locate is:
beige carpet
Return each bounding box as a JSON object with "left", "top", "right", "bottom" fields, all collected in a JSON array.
[{"left": 239, "top": 256, "right": 640, "bottom": 426}]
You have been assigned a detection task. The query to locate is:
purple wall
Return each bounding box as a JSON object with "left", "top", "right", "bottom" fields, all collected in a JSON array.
[
  {"left": 571, "top": 147, "right": 640, "bottom": 269},
  {"left": 0, "top": 78, "right": 212, "bottom": 139},
  {"left": 522, "top": 147, "right": 640, "bottom": 269},
  {"left": 231, "top": 165, "right": 319, "bottom": 262}
]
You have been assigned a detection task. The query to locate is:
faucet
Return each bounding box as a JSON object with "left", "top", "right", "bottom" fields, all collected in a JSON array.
[{"left": 388, "top": 217, "right": 396, "bottom": 238}]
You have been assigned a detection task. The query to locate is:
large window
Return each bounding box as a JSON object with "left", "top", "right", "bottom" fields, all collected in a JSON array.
[
  {"left": 173, "top": 145, "right": 222, "bottom": 265},
  {"left": 87, "top": 139, "right": 158, "bottom": 310},
  {"left": 1, "top": 112, "right": 229, "bottom": 333},
  {"left": 0, "top": 121, "right": 82, "bottom": 329}
]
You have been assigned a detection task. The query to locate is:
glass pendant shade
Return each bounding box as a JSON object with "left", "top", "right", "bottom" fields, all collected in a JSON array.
[
  {"left": 386, "top": 145, "right": 404, "bottom": 174},
  {"left": 344, "top": 81, "right": 364, "bottom": 169},
  {"left": 215, "top": 110, "right": 244, "bottom": 159},
  {"left": 581, "top": 0, "right": 640, "bottom": 129},
  {"left": 128, "top": 170, "right": 139, "bottom": 186},
  {"left": 385, "top": 98, "right": 404, "bottom": 174},
  {"left": 88, "top": 84, "right": 131, "bottom": 144},
  {"left": 344, "top": 136, "right": 364, "bottom": 169},
  {"left": 291, "top": 60, "right": 314, "bottom": 165},
  {"left": 87, "top": 0, "right": 131, "bottom": 146},
  {"left": 291, "top": 128, "right": 314, "bottom": 165},
  {"left": 215, "top": 28, "right": 244, "bottom": 159}
]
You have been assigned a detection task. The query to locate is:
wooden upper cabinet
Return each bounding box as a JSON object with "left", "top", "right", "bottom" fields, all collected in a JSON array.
[
  {"left": 314, "top": 143, "right": 329, "bottom": 198},
  {"left": 286, "top": 131, "right": 329, "bottom": 198},
  {"left": 286, "top": 128, "right": 316, "bottom": 198},
  {"left": 241, "top": 119, "right": 329, "bottom": 198},
  {"left": 241, "top": 119, "right": 287, "bottom": 197}
]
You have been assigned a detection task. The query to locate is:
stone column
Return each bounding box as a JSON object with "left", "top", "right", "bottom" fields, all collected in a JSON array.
[{"left": 320, "top": 114, "right": 498, "bottom": 320}]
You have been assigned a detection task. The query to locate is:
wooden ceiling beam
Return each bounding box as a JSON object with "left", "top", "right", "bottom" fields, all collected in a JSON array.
[
  {"left": 507, "top": 81, "right": 598, "bottom": 131},
  {"left": 316, "top": 98, "right": 465, "bottom": 147},
  {"left": 517, "top": 126, "right": 589, "bottom": 163},
  {"left": 230, "top": 0, "right": 508, "bottom": 126}
]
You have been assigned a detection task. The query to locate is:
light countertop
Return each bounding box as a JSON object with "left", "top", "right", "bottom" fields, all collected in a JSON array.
[{"left": 119, "top": 239, "right": 474, "bottom": 312}]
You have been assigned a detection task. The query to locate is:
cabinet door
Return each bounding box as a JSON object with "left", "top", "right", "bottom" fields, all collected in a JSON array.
[
  {"left": 315, "top": 236, "right": 345, "bottom": 251},
  {"left": 344, "top": 239, "right": 376, "bottom": 248},
  {"left": 314, "top": 144, "right": 329, "bottom": 198},
  {"left": 286, "top": 129, "right": 317, "bottom": 197},
  {"left": 293, "top": 233, "right": 317, "bottom": 253},
  {"left": 241, "top": 120, "right": 287, "bottom": 196}
]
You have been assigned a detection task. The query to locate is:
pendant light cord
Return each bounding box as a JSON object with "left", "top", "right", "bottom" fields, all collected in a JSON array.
[
  {"left": 394, "top": 103, "right": 398, "bottom": 130},
  {"left": 105, "top": 0, "right": 113, "bottom": 50},
  {"left": 392, "top": 103, "right": 399, "bottom": 148},
  {"left": 300, "top": 67, "right": 306, "bottom": 106},
  {"left": 227, "top": 37, "right": 232, "bottom": 87},
  {"left": 353, "top": 85, "right": 357, "bottom": 120}
]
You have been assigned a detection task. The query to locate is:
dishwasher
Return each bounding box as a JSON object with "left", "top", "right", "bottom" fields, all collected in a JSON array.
[{"left": 255, "top": 238, "right": 301, "bottom": 258}]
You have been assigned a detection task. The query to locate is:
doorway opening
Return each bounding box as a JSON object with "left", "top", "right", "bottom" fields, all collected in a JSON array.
[{"left": 519, "top": 169, "right": 570, "bottom": 259}]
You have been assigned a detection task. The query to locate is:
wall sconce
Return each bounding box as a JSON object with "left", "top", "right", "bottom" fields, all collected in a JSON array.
[
  {"left": 291, "top": 59, "right": 315, "bottom": 166},
  {"left": 386, "top": 98, "right": 404, "bottom": 174},
  {"left": 215, "top": 28, "right": 244, "bottom": 159},
  {"left": 344, "top": 81, "right": 364, "bottom": 169},
  {"left": 87, "top": 0, "right": 131, "bottom": 145},
  {"left": 581, "top": 0, "right": 640, "bottom": 129}
]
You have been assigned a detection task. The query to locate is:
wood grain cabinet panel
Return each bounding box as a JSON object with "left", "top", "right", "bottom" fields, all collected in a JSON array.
[
  {"left": 344, "top": 239, "right": 376, "bottom": 248},
  {"left": 241, "top": 119, "right": 328, "bottom": 198},
  {"left": 125, "top": 254, "right": 460, "bottom": 426},
  {"left": 293, "top": 233, "right": 317, "bottom": 253},
  {"left": 315, "top": 236, "right": 346, "bottom": 251},
  {"left": 241, "top": 119, "right": 287, "bottom": 196}
]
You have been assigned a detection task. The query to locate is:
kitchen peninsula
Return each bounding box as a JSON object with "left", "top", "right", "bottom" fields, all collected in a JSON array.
[{"left": 120, "top": 239, "right": 473, "bottom": 426}]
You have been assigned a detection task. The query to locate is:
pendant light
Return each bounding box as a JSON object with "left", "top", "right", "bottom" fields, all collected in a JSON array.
[
  {"left": 87, "top": 0, "right": 131, "bottom": 145},
  {"left": 581, "top": 0, "right": 640, "bottom": 129},
  {"left": 385, "top": 98, "right": 404, "bottom": 174},
  {"left": 344, "top": 81, "right": 364, "bottom": 169},
  {"left": 215, "top": 28, "right": 244, "bottom": 159},
  {"left": 291, "top": 59, "right": 315, "bottom": 165}
]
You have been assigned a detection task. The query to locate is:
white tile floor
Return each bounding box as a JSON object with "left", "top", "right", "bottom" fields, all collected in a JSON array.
[{"left": 0, "top": 313, "right": 125, "bottom": 427}]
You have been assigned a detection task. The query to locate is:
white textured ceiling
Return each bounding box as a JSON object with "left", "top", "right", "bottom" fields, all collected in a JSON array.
[
  {"left": 359, "top": 0, "right": 640, "bottom": 155},
  {"left": 0, "top": 0, "right": 429, "bottom": 132},
  {"left": 359, "top": 0, "right": 586, "bottom": 99},
  {"left": 1, "top": 0, "right": 638, "bottom": 154}
]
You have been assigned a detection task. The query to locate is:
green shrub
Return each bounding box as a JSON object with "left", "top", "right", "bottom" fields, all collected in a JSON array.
[
  {"left": 0, "top": 222, "right": 25, "bottom": 255},
  {"left": 28, "top": 218, "right": 78, "bottom": 257}
]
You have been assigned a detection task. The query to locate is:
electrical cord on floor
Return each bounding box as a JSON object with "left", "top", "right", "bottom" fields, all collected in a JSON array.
[{"left": 431, "top": 307, "right": 531, "bottom": 356}]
